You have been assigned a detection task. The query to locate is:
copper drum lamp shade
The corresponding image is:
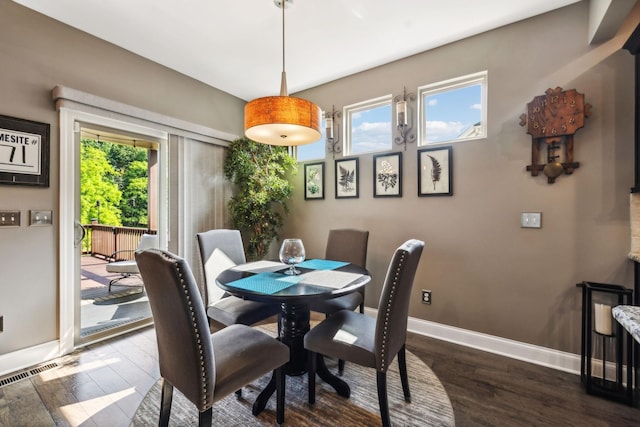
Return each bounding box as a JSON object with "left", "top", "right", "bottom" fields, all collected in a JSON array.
[{"left": 245, "top": 95, "right": 322, "bottom": 146}]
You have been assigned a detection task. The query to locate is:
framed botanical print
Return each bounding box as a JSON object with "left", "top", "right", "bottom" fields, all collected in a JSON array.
[
  {"left": 418, "top": 146, "right": 452, "bottom": 196},
  {"left": 373, "top": 152, "right": 402, "bottom": 197},
  {"left": 335, "top": 157, "right": 359, "bottom": 199},
  {"left": 0, "top": 115, "right": 50, "bottom": 187},
  {"left": 304, "top": 162, "right": 325, "bottom": 200}
]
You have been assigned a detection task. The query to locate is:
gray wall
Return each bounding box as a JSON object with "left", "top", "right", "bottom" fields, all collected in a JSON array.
[
  {"left": 0, "top": 0, "right": 637, "bottom": 361},
  {"left": 0, "top": 1, "right": 243, "bottom": 355},
  {"left": 284, "top": 1, "right": 638, "bottom": 354}
]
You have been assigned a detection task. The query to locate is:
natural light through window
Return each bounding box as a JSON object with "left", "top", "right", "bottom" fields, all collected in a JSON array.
[
  {"left": 296, "top": 121, "right": 326, "bottom": 161},
  {"left": 418, "top": 71, "right": 487, "bottom": 145},
  {"left": 346, "top": 95, "right": 392, "bottom": 155}
]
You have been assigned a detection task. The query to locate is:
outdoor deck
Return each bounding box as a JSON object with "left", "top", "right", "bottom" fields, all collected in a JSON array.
[{"left": 80, "top": 255, "right": 152, "bottom": 338}]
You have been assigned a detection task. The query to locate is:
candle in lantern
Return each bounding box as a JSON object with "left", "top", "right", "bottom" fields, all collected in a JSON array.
[
  {"left": 396, "top": 100, "right": 407, "bottom": 126},
  {"left": 594, "top": 303, "right": 613, "bottom": 336},
  {"left": 326, "top": 116, "right": 334, "bottom": 139}
]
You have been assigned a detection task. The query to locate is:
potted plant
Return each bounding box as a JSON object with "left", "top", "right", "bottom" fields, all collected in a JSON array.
[{"left": 223, "top": 137, "right": 297, "bottom": 260}]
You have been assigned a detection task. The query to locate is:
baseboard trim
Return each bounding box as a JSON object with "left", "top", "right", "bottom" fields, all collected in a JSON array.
[
  {"left": 0, "top": 340, "right": 60, "bottom": 378},
  {"left": 364, "top": 308, "right": 581, "bottom": 375}
]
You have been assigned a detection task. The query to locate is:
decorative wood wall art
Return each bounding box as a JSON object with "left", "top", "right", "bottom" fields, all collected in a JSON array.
[{"left": 519, "top": 87, "right": 591, "bottom": 184}]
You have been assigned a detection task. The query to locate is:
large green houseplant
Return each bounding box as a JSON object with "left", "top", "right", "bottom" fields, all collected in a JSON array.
[{"left": 223, "top": 137, "right": 297, "bottom": 261}]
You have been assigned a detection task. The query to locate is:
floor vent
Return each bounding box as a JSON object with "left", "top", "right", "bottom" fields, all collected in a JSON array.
[{"left": 0, "top": 362, "right": 60, "bottom": 388}]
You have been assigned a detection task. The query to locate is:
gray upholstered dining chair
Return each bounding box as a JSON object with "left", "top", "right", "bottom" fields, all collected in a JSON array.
[
  {"left": 135, "top": 248, "right": 289, "bottom": 427},
  {"left": 304, "top": 239, "right": 424, "bottom": 427},
  {"left": 309, "top": 228, "right": 369, "bottom": 315},
  {"left": 196, "top": 229, "right": 281, "bottom": 331},
  {"left": 309, "top": 228, "right": 369, "bottom": 374}
]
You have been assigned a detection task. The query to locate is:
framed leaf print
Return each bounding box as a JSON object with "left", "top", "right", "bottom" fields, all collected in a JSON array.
[
  {"left": 304, "top": 162, "right": 324, "bottom": 200},
  {"left": 373, "top": 152, "right": 402, "bottom": 197},
  {"left": 418, "top": 146, "right": 452, "bottom": 196},
  {"left": 335, "top": 157, "right": 359, "bottom": 199}
]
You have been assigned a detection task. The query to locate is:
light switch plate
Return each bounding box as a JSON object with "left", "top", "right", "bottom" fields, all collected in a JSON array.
[
  {"left": 521, "top": 212, "right": 542, "bottom": 228},
  {"left": 0, "top": 211, "right": 20, "bottom": 227},
  {"left": 30, "top": 210, "right": 53, "bottom": 226}
]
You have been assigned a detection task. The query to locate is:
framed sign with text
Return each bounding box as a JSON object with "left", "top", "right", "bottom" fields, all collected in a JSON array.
[{"left": 0, "top": 115, "right": 50, "bottom": 187}]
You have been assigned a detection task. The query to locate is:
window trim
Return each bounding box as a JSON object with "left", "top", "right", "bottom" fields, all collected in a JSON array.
[
  {"left": 417, "top": 71, "right": 488, "bottom": 146},
  {"left": 344, "top": 94, "right": 393, "bottom": 155}
]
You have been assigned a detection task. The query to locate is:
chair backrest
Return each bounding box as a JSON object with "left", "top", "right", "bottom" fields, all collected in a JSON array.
[
  {"left": 137, "top": 233, "right": 158, "bottom": 251},
  {"left": 374, "top": 239, "right": 424, "bottom": 372},
  {"left": 135, "top": 248, "right": 215, "bottom": 411},
  {"left": 196, "top": 229, "right": 247, "bottom": 305},
  {"left": 325, "top": 228, "right": 369, "bottom": 268}
]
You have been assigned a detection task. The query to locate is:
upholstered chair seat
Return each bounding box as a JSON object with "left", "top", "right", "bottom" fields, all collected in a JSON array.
[
  {"left": 136, "top": 248, "right": 289, "bottom": 426},
  {"left": 196, "top": 229, "right": 281, "bottom": 331},
  {"left": 305, "top": 239, "right": 424, "bottom": 427},
  {"left": 309, "top": 228, "right": 369, "bottom": 374}
]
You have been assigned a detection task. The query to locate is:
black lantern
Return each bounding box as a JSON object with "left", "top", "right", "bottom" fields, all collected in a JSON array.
[{"left": 578, "top": 281, "right": 633, "bottom": 405}]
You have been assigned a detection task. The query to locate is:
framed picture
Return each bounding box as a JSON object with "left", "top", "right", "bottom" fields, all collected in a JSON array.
[
  {"left": 418, "top": 146, "right": 452, "bottom": 196},
  {"left": 0, "top": 115, "right": 50, "bottom": 187},
  {"left": 335, "top": 157, "right": 359, "bottom": 199},
  {"left": 304, "top": 162, "right": 325, "bottom": 200},
  {"left": 373, "top": 152, "right": 402, "bottom": 197}
]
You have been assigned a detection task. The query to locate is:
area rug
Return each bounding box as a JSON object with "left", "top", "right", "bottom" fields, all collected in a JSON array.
[{"left": 130, "top": 326, "right": 455, "bottom": 426}]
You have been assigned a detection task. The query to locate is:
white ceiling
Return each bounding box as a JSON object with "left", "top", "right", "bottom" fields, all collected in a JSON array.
[{"left": 14, "top": 0, "right": 583, "bottom": 101}]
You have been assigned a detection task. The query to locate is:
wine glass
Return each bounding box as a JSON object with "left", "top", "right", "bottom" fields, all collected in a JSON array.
[{"left": 279, "top": 238, "right": 306, "bottom": 275}]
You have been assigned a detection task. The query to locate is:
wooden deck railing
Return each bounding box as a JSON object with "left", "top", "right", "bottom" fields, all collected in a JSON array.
[{"left": 84, "top": 225, "right": 157, "bottom": 260}]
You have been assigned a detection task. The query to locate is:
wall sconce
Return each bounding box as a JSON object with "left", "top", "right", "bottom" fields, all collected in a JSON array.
[
  {"left": 394, "top": 87, "right": 416, "bottom": 150},
  {"left": 325, "top": 105, "right": 341, "bottom": 158}
]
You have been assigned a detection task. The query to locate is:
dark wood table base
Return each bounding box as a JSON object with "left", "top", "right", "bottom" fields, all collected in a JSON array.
[{"left": 252, "top": 303, "right": 350, "bottom": 416}]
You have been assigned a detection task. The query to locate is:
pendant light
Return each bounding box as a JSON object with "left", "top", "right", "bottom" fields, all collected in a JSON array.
[{"left": 244, "top": 0, "right": 322, "bottom": 146}]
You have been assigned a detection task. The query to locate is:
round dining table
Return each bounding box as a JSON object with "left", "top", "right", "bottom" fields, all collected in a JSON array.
[{"left": 216, "top": 259, "right": 371, "bottom": 415}]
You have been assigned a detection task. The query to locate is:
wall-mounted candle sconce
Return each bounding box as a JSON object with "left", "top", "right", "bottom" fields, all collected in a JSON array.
[
  {"left": 325, "top": 105, "right": 341, "bottom": 158},
  {"left": 394, "top": 87, "right": 416, "bottom": 151}
]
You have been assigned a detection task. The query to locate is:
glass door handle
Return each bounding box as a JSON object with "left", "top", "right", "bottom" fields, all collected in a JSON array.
[{"left": 74, "top": 220, "right": 86, "bottom": 248}]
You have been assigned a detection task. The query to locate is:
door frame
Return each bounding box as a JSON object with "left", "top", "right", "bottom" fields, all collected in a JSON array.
[{"left": 59, "top": 107, "right": 169, "bottom": 354}]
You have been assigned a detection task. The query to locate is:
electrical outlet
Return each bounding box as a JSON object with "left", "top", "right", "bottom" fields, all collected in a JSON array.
[{"left": 421, "top": 290, "right": 432, "bottom": 304}]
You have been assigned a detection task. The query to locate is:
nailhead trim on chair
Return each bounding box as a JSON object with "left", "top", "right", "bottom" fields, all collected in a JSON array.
[
  {"left": 379, "top": 250, "right": 406, "bottom": 373},
  {"left": 169, "top": 252, "right": 211, "bottom": 411}
]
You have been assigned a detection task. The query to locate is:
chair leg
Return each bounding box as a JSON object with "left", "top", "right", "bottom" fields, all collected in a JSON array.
[
  {"left": 198, "top": 408, "right": 212, "bottom": 427},
  {"left": 398, "top": 344, "right": 411, "bottom": 402},
  {"left": 235, "top": 389, "right": 242, "bottom": 398},
  {"left": 338, "top": 359, "right": 345, "bottom": 376},
  {"left": 276, "top": 366, "right": 285, "bottom": 425},
  {"left": 308, "top": 350, "right": 317, "bottom": 404},
  {"left": 108, "top": 274, "right": 130, "bottom": 292},
  {"left": 159, "top": 379, "right": 173, "bottom": 427},
  {"left": 376, "top": 371, "right": 391, "bottom": 427}
]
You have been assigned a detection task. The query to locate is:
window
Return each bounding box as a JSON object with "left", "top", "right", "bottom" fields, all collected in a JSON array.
[
  {"left": 296, "top": 122, "right": 326, "bottom": 162},
  {"left": 418, "top": 71, "right": 487, "bottom": 145},
  {"left": 345, "top": 95, "right": 392, "bottom": 155}
]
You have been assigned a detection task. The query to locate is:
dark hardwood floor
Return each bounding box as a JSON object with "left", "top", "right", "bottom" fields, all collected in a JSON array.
[
  {"left": 406, "top": 334, "right": 639, "bottom": 426},
  {"left": 0, "top": 324, "right": 638, "bottom": 426}
]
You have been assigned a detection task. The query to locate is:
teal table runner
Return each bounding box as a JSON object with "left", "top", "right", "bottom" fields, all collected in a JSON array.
[
  {"left": 229, "top": 272, "right": 303, "bottom": 294},
  {"left": 296, "top": 259, "right": 348, "bottom": 270}
]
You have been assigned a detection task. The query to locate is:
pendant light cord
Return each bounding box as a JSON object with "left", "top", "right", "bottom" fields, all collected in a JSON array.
[{"left": 279, "top": 0, "right": 288, "bottom": 96}]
